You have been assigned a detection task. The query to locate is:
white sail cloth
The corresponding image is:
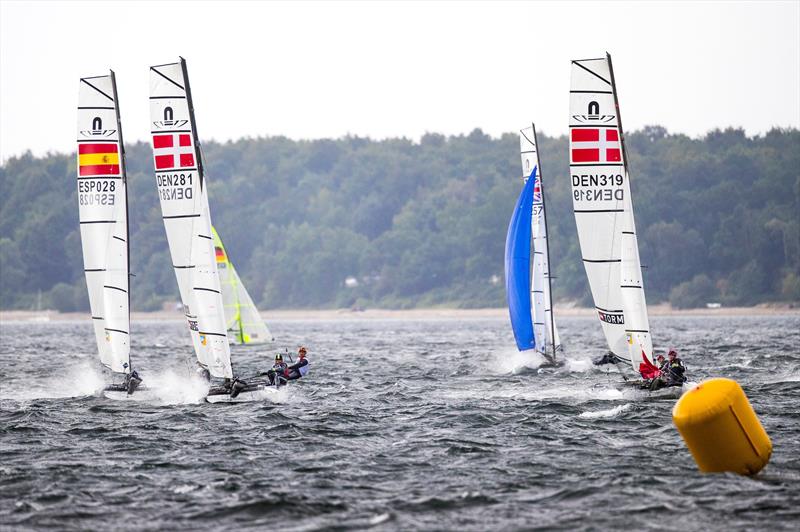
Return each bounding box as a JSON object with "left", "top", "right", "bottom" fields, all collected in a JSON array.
[
  {"left": 520, "top": 126, "right": 560, "bottom": 356},
  {"left": 568, "top": 56, "right": 653, "bottom": 373},
  {"left": 149, "top": 59, "right": 232, "bottom": 378},
  {"left": 77, "top": 72, "right": 130, "bottom": 374}
]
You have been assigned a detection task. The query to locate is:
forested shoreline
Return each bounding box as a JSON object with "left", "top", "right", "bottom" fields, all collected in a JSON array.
[{"left": 1, "top": 126, "right": 798, "bottom": 311}]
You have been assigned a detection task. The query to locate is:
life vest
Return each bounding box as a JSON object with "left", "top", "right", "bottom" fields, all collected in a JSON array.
[{"left": 299, "top": 360, "right": 309, "bottom": 376}]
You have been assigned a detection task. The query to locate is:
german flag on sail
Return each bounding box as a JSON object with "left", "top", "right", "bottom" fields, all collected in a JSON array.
[
  {"left": 78, "top": 143, "right": 120, "bottom": 176},
  {"left": 215, "top": 246, "right": 226, "bottom": 263}
]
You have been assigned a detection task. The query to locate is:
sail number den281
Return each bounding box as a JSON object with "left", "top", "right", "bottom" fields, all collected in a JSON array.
[
  {"left": 157, "top": 172, "right": 193, "bottom": 201},
  {"left": 571, "top": 173, "right": 624, "bottom": 202}
]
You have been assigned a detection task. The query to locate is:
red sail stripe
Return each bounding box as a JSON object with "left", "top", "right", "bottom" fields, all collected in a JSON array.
[
  {"left": 606, "top": 129, "right": 619, "bottom": 141},
  {"left": 179, "top": 134, "right": 192, "bottom": 147},
  {"left": 79, "top": 164, "right": 120, "bottom": 176},
  {"left": 155, "top": 155, "right": 174, "bottom": 169},
  {"left": 78, "top": 143, "right": 119, "bottom": 155},
  {"left": 571, "top": 129, "right": 599, "bottom": 142},
  {"left": 179, "top": 153, "right": 195, "bottom": 167},
  {"left": 607, "top": 149, "right": 622, "bottom": 162},
  {"left": 153, "top": 135, "right": 174, "bottom": 149},
  {"left": 572, "top": 149, "right": 599, "bottom": 162}
]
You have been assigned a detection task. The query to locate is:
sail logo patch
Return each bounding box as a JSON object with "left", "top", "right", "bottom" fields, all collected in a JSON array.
[
  {"left": 152, "top": 133, "right": 195, "bottom": 170},
  {"left": 571, "top": 129, "right": 621, "bottom": 163},
  {"left": 598, "top": 310, "right": 624, "bottom": 325},
  {"left": 215, "top": 246, "right": 227, "bottom": 265},
  {"left": 78, "top": 143, "right": 120, "bottom": 176},
  {"left": 533, "top": 176, "right": 542, "bottom": 204}
]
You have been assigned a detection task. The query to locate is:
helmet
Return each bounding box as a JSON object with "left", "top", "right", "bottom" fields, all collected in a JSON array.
[
  {"left": 656, "top": 354, "right": 665, "bottom": 361},
  {"left": 668, "top": 349, "right": 678, "bottom": 358},
  {"left": 275, "top": 353, "right": 283, "bottom": 362},
  {"left": 298, "top": 346, "right": 307, "bottom": 357}
]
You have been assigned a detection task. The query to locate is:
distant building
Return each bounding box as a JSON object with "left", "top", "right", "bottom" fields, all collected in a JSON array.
[
  {"left": 706, "top": 302, "right": 722, "bottom": 309},
  {"left": 345, "top": 276, "right": 359, "bottom": 288}
]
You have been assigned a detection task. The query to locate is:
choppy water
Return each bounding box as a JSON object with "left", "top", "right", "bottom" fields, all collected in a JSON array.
[{"left": 1, "top": 315, "right": 799, "bottom": 530}]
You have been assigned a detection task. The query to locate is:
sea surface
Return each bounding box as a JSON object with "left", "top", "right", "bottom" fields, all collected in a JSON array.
[{"left": 1, "top": 314, "right": 799, "bottom": 531}]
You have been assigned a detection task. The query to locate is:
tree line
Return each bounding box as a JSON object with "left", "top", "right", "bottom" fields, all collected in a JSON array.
[{"left": 1, "top": 126, "right": 798, "bottom": 312}]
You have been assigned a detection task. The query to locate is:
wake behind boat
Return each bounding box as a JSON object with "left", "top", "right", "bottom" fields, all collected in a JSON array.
[{"left": 77, "top": 71, "right": 146, "bottom": 399}]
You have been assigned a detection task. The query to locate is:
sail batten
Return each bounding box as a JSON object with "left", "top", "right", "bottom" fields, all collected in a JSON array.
[
  {"left": 149, "top": 58, "right": 232, "bottom": 379},
  {"left": 569, "top": 54, "right": 652, "bottom": 373},
  {"left": 77, "top": 71, "right": 131, "bottom": 374}
]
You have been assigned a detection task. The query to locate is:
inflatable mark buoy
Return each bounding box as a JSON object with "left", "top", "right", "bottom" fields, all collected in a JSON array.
[{"left": 672, "top": 378, "right": 771, "bottom": 475}]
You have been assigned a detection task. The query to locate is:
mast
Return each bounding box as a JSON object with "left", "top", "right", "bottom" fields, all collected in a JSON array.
[
  {"left": 606, "top": 52, "right": 630, "bottom": 174},
  {"left": 531, "top": 123, "right": 557, "bottom": 361},
  {"left": 109, "top": 69, "right": 133, "bottom": 372},
  {"left": 180, "top": 57, "right": 205, "bottom": 188}
]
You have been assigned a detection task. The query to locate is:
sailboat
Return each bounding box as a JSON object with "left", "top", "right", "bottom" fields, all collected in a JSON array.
[
  {"left": 212, "top": 226, "right": 273, "bottom": 345},
  {"left": 569, "top": 54, "right": 689, "bottom": 394},
  {"left": 77, "top": 71, "right": 143, "bottom": 399},
  {"left": 505, "top": 124, "right": 561, "bottom": 363},
  {"left": 149, "top": 58, "right": 277, "bottom": 403}
]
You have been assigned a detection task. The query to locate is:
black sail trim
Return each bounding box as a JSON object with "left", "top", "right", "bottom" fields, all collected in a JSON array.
[
  {"left": 194, "top": 287, "right": 221, "bottom": 294},
  {"left": 583, "top": 258, "right": 621, "bottom": 263},
  {"left": 571, "top": 60, "right": 611, "bottom": 85},
  {"left": 163, "top": 214, "right": 201, "bottom": 220},
  {"left": 104, "top": 328, "right": 129, "bottom": 335},
  {"left": 150, "top": 66, "right": 185, "bottom": 91},
  {"left": 80, "top": 78, "right": 114, "bottom": 101},
  {"left": 199, "top": 331, "right": 227, "bottom": 338},
  {"left": 104, "top": 285, "right": 127, "bottom": 294}
]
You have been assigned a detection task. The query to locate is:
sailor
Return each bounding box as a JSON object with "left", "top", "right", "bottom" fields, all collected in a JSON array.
[
  {"left": 286, "top": 346, "right": 310, "bottom": 381},
  {"left": 125, "top": 370, "right": 142, "bottom": 395},
  {"left": 260, "top": 353, "right": 290, "bottom": 386},
  {"left": 663, "top": 349, "right": 687, "bottom": 385},
  {"left": 647, "top": 354, "right": 668, "bottom": 390}
]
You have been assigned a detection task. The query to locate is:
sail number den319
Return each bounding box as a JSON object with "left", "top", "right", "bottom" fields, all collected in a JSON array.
[{"left": 571, "top": 173, "right": 624, "bottom": 202}]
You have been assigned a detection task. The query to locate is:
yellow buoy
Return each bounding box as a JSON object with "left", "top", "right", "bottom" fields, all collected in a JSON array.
[{"left": 672, "top": 378, "right": 771, "bottom": 475}]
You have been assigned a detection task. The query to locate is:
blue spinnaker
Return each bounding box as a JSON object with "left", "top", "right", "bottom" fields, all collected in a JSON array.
[{"left": 505, "top": 167, "right": 536, "bottom": 351}]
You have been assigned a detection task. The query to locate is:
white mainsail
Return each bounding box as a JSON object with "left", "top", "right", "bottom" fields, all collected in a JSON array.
[
  {"left": 520, "top": 125, "right": 561, "bottom": 357},
  {"left": 149, "top": 58, "right": 232, "bottom": 379},
  {"left": 568, "top": 54, "right": 653, "bottom": 374},
  {"left": 212, "top": 226, "right": 273, "bottom": 344},
  {"left": 77, "top": 71, "right": 131, "bottom": 374}
]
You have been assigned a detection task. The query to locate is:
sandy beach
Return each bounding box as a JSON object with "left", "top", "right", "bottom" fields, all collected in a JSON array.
[{"left": 1, "top": 303, "right": 797, "bottom": 323}]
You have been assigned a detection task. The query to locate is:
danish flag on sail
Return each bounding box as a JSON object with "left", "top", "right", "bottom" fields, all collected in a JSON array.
[
  {"left": 571, "top": 128, "right": 621, "bottom": 163},
  {"left": 152, "top": 133, "right": 195, "bottom": 170}
]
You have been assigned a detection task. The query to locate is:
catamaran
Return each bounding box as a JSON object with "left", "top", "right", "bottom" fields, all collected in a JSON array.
[
  {"left": 77, "top": 71, "right": 143, "bottom": 399},
  {"left": 213, "top": 226, "right": 273, "bottom": 345},
  {"left": 505, "top": 124, "right": 561, "bottom": 363},
  {"left": 569, "top": 54, "right": 690, "bottom": 394},
  {"left": 149, "top": 58, "right": 279, "bottom": 403}
]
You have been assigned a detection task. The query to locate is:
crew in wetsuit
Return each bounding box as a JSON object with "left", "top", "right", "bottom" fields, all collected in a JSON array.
[
  {"left": 662, "top": 349, "right": 687, "bottom": 386},
  {"left": 260, "top": 353, "right": 290, "bottom": 386},
  {"left": 286, "top": 346, "right": 309, "bottom": 381}
]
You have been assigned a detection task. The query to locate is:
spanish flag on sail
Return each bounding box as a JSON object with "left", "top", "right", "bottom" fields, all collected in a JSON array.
[{"left": 78, "top": 143, "right": 120, "bottom": 176}]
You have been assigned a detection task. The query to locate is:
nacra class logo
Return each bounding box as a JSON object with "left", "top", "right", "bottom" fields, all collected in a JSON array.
[{"left": 573, "top": 101, "right": 615, "bottom": 123}]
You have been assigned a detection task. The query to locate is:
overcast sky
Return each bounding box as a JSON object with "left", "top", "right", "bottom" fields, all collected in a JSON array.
[{"left": 1, "top": 0, "right": 798, "bottom": 160}]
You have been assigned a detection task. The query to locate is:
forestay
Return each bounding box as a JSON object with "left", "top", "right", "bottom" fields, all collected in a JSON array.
[
  {"left": 77, "top": 72, "right": 131, "bottom": 374},
  {"left": 149, "top": 58, "right": 232, "bottom": 378},
  {"left": 212, "top": 226, "right": 273, "bottom": 344},
  {"left": 568, "top": 54, "right": 652, "bottom": 373},
  {"left": 520, "top": 126, "right": 561, "bottom": 357}
]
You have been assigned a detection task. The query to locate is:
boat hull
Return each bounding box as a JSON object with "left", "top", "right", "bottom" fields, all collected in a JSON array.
[
  {"left": 103, "top": 386, "right": 157, "bottom": 402},
  {"left": 205, "top": 382, "right": 282, "bottom": 403}
]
